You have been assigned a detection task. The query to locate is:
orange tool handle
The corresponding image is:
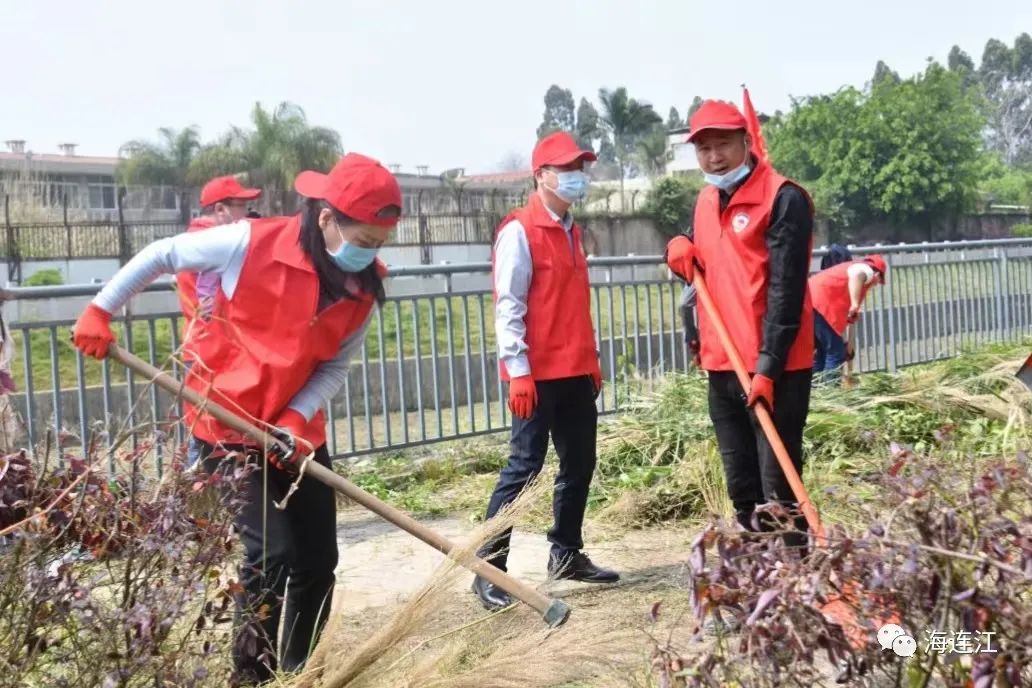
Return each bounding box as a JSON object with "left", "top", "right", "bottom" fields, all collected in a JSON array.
[{"left": 692, "top": 271, "right": 826, "bottom": 543}]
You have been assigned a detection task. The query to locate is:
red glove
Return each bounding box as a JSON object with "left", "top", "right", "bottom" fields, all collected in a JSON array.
[
  {"left": 508, "top": 375, "right": 538, "bottom": 420},
  {"left": 267, "top": 408, "right": 315, "bottom": 471},
  {"left": 590, "top": 366, "right": 603, "bottom": 400},
  {"left": 746, "top": 374, "right": 775, "bottom": 412},
  {"left": 665, "top": 236, "right": 696, "bottom": 283},
  {"left": 72, "top": 304, "right": 115, "bottom": 359}
]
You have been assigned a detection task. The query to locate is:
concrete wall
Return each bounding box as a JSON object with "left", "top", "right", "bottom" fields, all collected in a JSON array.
[
  {"left": 580, "top": 215, "right": 667, "bottom": 257},
  {"left": 822, "top": 211, "right": 1032, "bottom": 245}
]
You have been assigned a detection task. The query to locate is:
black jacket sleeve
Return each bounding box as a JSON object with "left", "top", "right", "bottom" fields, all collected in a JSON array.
[{"left": 756, "top": 184, "right": 813, "bottom": 379}]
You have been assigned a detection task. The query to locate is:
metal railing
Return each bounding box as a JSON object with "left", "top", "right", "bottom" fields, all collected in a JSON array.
[{"left": 4, "top": 238, "right": 1032, "bottom": 471}]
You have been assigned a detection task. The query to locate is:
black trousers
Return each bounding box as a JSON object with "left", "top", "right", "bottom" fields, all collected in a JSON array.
[
  {"left": 480, "top": 375, "right": 598, "bottom": 570},
  {"left": 200, "top": 442, "right": 338, "bottom": 685},
  {"left": 707, "top": 370, "right": 812, "bottom": 540}
]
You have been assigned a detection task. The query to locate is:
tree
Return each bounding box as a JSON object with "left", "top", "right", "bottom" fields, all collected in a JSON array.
[
  {"left": 637, "top": 125, "right": 669, "bottom": 179},
  {"left": 643, "top": 175, "right": 705, "bottom": 237},
  {"left": 597, "top": 135, "right": 617, "bottom": 161},
  {"left": 667, "top": 107, "right": 682, "bottom": 130},
  {"left": 118, "top": 126, "right": 202, "bottom": 222},
  {"left": 686, "top": 96, "right": 704, "bottom": 120},
  {"left": 947, "top": 45, "right": 979, "bottom": 90},
  {"left": 536, "top": 85, "right": 576, "bottom": 139},
  {"left": 978, "top": 34, "right": 1032, "bottom": 164},
  {"left": 768, "top": 63, "right": 985, "bottom": 238},
  {"left": 575, "top": 97, "right": 600, "bottom": 151},
  {"left": 871, "top": 60, "right": 901, "bottom": 86},
  {"left": 245, "top": 102, "right": 342, "bottom": 212},
  {"left": 186, "top": 131, "right": 251, "bottom": 188},
  {"left": 979, "top": 152, "right": 1032, "bottom": 206},
  {"left": 496, "top": 151, "right": 529, "bottom": 172},
  {"left": 598, "top": 87, "right": 662, "bottom": 210}
]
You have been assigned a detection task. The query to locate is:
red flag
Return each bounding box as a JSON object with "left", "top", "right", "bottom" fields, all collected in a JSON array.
[{"left": 742, "top": 85, "right": 768, "bottom": 162}]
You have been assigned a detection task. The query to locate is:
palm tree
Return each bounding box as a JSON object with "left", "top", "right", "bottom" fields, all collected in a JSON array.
[
  {"left": 244, "top": 102, "right": 343, "bottom": 214},
  {"left": 598, "top": 87, "right": 662, "bottom": 210},
  {"left": 637, "top": 126, "right": 669, "bottom": 179},
  {"left": 181, "top": 102, "right": 343, "bottom": 215},
  {"left": 186, "top": 129, "right": 251, "bottom": 189},
  {"left": 118, "top": 126, "right": 202, "bottom": 222}
]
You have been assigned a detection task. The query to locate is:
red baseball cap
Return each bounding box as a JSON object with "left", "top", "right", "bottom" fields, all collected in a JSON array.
[
  {"left": 532, "top": 131, "right": 597, "bottom": 172},
  {"left": 864, "top": 254, "right": 887, "bottom": 274},
  {"left": 687, "top": 100, "right": 748, "bottom": 142},
  {"left": 294, "top": 153, "right": 402, "bottom": 228},
  {"left": 199, "top": 175, "right": 262, "bottom": 207}
]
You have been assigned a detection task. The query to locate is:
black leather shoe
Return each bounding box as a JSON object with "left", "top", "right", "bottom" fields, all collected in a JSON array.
[
  {"left": 548, "top": 551, "right": 620, "bottom": 583},
  {"left": 471, "top": 575, "right": 513, "bottom": 610}
]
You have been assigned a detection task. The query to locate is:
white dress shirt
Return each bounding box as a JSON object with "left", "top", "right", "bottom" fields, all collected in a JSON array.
[{"left": 493, "top": 204, "right": 576, "bottom": 378}]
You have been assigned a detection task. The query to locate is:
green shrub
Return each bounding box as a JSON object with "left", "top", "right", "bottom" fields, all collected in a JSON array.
[
  {"left": 643, "top": 174, "right": 704, "bottom": 237},
  {"left": 1012, "top": 222, "right": 1032, "bottom": 238},
  {"left": 22, "top": 268, "right": 64, "bottom": 286}
]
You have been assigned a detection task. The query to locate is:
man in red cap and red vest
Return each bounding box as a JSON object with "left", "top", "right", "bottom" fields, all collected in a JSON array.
[
  {"left": 809, "top": 254, "right": 886, "bottom": 380},
  {"left": 665, "top": 96, "right": 815, "bottom": 547},
  {"left": 178, "top": 176, "right": 262, "bottom": 467},
  {"left": 472, "top": 131, "right": 617, "bottom": 610}
]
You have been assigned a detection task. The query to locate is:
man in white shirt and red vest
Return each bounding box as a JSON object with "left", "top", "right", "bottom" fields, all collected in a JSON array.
[
  {"left": 472, "top": 131, "right": 618, "bottom": 611},
  {"left": 809, "top": 254, "right": 886, "bottom": 380},
  {"left": 665, "top": 97, "right": 815, "bottom": 548}
]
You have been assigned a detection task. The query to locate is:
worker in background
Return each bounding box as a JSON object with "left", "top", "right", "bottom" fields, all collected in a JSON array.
[
  {"left": 665, "top": 94, "right": 815, "bottom": 559},
  {"left": 72, "top": 154, "right": 400, "bottom": 686},
  {"left": 472, "top": 131, "right": 617, "bottom": 612},
  {"left": 679, "top": 282, "right": 701, "bottom": 367},
  {"left": 809, "top": 254, "right": 886, "bottom": 381},
  {"left": 177, "top": 176, "right": 262, "bottom": 468}
]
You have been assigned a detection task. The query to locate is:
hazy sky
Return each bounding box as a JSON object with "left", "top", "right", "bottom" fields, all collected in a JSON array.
[{"left": 2, "top": 0, "right": 1029, "bottom": 174}]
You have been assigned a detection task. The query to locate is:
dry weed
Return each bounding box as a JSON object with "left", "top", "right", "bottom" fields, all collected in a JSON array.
[{"left": 292, "top": 474, "right": 551, "bottom": 688}]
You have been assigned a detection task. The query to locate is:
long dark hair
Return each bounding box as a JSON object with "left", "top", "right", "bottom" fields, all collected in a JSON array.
[{"left": 299, "top": 198, "right": 386, "bottom": 305}]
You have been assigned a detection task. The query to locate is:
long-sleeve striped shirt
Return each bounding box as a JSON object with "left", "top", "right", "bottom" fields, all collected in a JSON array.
[{"left": 93, "top": 220, "right": 371, "bottom": 421}]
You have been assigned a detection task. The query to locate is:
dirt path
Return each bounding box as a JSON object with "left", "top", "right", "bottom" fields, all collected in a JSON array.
[{"left": 332, "top": 507, "right": 694, "bottom": 614}]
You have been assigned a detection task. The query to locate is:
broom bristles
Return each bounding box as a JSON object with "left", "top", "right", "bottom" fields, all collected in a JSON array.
[{"left": 294, "top": 475, "right": 550, "bottom": 688}]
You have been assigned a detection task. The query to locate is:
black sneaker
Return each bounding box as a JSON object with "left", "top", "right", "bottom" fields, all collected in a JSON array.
[{"left": 547, "top": 550, "right": 620, "bottom": 583}]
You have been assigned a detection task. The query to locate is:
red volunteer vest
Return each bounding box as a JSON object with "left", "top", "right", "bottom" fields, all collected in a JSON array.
[
  {"left": 184, "top": 215, "right": 380, "bottom": 448},
  {"left": 809, "top": 260, "right": 875, "bottom": 337},
  {"left": 693, "top": 161, "right": 815, "bottom": 373},
  {"left": 493, "top": 194, "right": 597, "bottom": 382},
  {"left": 176, "top": 216, "right": 218, "bottom": 363}
]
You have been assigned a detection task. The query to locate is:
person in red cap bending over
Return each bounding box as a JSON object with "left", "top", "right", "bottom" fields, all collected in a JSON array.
[
  {"left": 71, "top": 154, "right": 400, "bottom": 685},
  {"left": 178, "top": 175, "right": 262, "bottom": 468},
  {"left": 472, "top": 131, "right": 617, "bottom": 611},
  {"left": 809, "top": 254, "right": 886, "bottom": 381},
  {"left": 665, "top": 98, "right": 815, "bottom": 552}
]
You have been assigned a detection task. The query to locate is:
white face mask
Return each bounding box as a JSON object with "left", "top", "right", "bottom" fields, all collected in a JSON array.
[
  {"left": 703, "top": 160, "right": 751, "bottom": 191},
  {"left": 544, "top": 170, "right": 591, "bottom": 202}
]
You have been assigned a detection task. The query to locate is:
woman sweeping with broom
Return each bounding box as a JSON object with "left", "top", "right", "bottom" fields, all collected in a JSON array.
[{"left": 71, "top": 153, "right": 401, "bottom": 686}]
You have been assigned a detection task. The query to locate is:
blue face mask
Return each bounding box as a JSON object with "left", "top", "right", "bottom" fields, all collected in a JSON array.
[
  {"left": 327, "top": 229, "right": 379, "bottom": 272},
  {"left": 548, "top": 170, "right": 590, "bottom": 202},
  {"left": 704, "top": 161, "right": 752, "bottom": 191}
]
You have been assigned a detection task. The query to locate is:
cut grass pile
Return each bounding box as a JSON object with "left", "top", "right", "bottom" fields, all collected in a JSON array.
[{"left": 342, "top": 342, "right": 1032, "bottom": 530}]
